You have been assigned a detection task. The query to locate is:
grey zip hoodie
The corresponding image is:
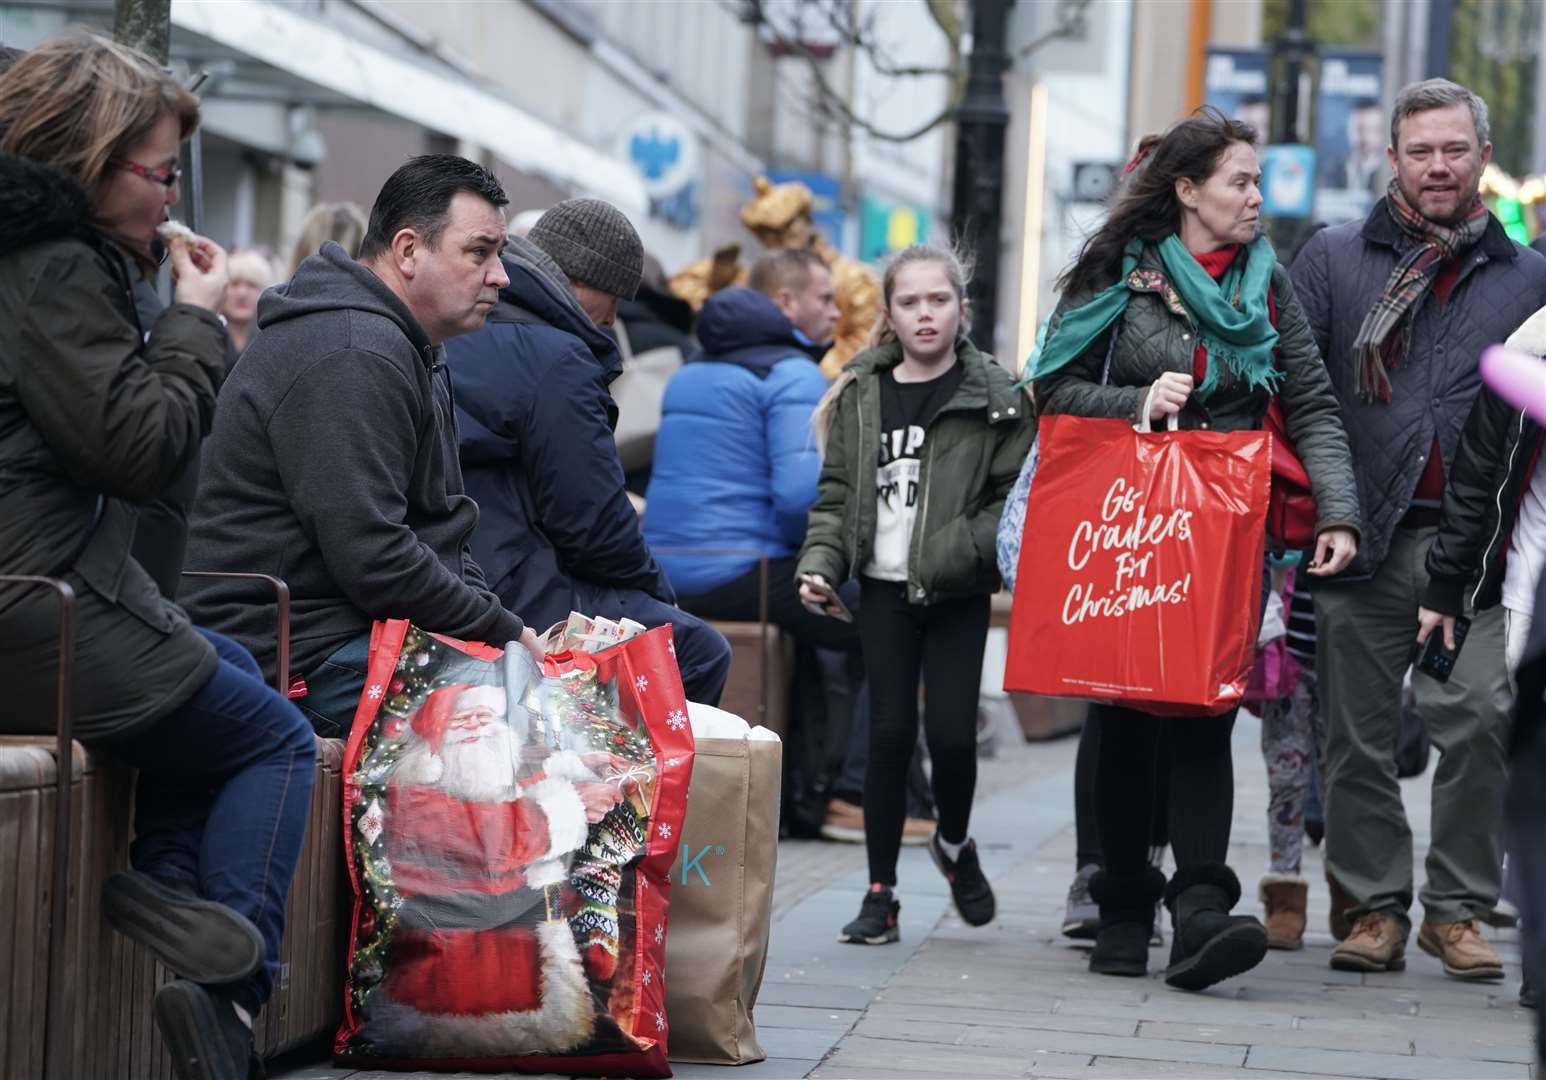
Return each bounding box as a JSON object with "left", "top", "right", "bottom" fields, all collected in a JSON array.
[{"left": 184, "top": 241, "right": 523, "bottom": 682}]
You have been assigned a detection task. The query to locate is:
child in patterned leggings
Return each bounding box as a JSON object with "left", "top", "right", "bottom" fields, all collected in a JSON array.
[{"left": 1257, "top": 572, "right": 1323, "bottom": 951}]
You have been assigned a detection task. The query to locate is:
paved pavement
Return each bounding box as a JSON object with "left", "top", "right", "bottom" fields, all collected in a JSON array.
[{"left": 276, "top": 712, "right": 1536, "bottom": 1079}]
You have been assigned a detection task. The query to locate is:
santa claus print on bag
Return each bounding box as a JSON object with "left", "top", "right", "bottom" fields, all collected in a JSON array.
[{"left": 337, "top": 622, "right": 693, "bottom": 1077}]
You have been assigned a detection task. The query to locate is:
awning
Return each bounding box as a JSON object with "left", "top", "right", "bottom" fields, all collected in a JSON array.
[{"left": 170, "top": 0, "right": 648, "bottom": 216}]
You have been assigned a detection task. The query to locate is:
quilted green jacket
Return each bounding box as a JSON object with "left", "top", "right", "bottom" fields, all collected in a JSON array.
[{"left": 797, "top": 340, "right": 1035, "bottom": 604}]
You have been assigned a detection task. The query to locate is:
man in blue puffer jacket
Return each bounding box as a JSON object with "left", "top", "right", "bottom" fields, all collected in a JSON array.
[{"left": 645, "top": 250, "right": 849, "bottom": 639}]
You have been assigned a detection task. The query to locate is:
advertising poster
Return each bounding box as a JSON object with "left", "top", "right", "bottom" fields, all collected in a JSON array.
[
  {"left": 1204, "top": 49, "right": 1271, "bottom": 136},
  {"left": 1312, "top": 53, "right": 1386, "bottom": 224},
  {"left": 1261, "top": 145, "right": 1317, "bottom": 218}
]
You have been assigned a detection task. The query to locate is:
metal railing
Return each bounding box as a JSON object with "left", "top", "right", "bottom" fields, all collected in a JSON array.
[
  {"left": 180, "top": 571, "right": 292, "bottom": 694},
  {"left": 0, "top": 575, "right": 76, "bottom": 1080},
  {"left": 651, "top": 547, "right": 771, "bottom": 723}
]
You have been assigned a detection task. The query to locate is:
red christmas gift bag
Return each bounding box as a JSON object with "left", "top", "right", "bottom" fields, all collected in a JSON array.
[
  {"left": 1005, "top": 414, "right": 1270, "bottom": 715},
  {"left": 335, "top": 621, "right": 694, "bottom": 1077}
]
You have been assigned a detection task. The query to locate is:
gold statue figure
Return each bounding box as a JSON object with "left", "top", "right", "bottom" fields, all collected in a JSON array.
[{"left": 670, "top": 177, "right": 881, "bottom": 379}]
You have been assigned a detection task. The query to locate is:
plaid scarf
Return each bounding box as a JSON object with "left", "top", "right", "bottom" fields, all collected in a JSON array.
[{"left": 1351, "top": 178, "right": 1489, "bottom": 403}]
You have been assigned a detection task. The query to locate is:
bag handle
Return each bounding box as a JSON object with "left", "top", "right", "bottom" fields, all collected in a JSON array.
[
  {"left": 1135, "top": 395, "right": 1181, "bottom": 433},
  {"left": 1106, "top": 318, "right": 1180, "bottom": 431}
]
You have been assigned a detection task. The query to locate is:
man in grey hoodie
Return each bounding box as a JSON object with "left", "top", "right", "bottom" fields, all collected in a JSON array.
[{"left": 185, "top": 155, "right": 536, "bottom": 736}]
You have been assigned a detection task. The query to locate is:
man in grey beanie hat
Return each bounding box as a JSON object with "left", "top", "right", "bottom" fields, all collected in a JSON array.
[
  {"left": 445, "top": 201, "right": 733, "bottom": 705},
  {"left": 527, "top": 198, "right": 644, "bottom": 328}
]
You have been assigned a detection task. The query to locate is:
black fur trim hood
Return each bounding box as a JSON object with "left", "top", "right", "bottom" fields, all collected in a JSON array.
[{"left": 0, "top": 153, "right": 95, "bottom": 259}]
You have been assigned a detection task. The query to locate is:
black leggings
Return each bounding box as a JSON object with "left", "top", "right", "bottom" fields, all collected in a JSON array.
[
  {"left": 857, "top": 578, "right": 990, "bottom": 886},
  {"left": 1074, "top": 709, "right": 1172, "bottom": 869},
  {"left": 1092, "top": 704, "right": 1235, "bottom": 881}
]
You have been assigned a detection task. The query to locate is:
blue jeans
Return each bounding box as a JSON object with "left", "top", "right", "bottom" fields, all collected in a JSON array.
[
  {"left": 112, "top": 629, "right": 316, "bottom": 1014},
  {"left": 296, "top": 633, "right": 375, "bottom": 739}
]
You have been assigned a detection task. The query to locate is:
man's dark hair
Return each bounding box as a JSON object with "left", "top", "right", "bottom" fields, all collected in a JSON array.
[
  {"left": 358, "top": 154, "right": 508, "bottom": 261},
  {"left": 0, "top": 45, "right": 24, "bottom": 75},
  {"left": 748, "top": 247, "right": 826, "bottom": 298}
]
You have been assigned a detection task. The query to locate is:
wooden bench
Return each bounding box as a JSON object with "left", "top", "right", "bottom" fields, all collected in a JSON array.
[
  {"left": 710, "top": 620, "right": 790, "bottom": 740},
  {"left": 0, "top": 731, "right": 346, "bottom": 1080},
  {"left": 0, "top": 572, "right": 346, "bottom": 1079},
  {"left": 649, "top": 548, "right": 793, "bottom": 736}
]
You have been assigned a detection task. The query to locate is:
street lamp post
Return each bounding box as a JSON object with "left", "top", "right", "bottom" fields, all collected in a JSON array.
[
  {"left": 950, "top": 0, "right": 1015, "bottom": 355},
  {"left": 1269, "top": 0, "right": 1311, "bottom": 145},
  {"left": 1266, "top": 0, "right": 1313, "bottom": 255}
]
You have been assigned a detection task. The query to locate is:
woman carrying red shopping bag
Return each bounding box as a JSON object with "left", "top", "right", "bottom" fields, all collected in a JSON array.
[{"left": 1028, "top": 108, "right": 1361, "bottom": 990}]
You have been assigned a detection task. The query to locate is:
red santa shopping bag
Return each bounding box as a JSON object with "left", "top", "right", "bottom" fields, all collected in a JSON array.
[
  {"left": 336, "top": 621, "right": 694, "bottom": 1077},
  {"left": 1005, "top": 414, "right": 1270, "bottom": 715}
]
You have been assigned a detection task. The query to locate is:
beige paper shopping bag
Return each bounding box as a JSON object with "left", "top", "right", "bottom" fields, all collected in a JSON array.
[{"left": 664, "top": 736, "right": 781, "bottom": 1064}]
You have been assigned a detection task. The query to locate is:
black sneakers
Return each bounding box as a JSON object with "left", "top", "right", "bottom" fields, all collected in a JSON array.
[
  {"left": 102, "top": 871, "right": 265, "bottom": 984},
  {"left": 840, "top": 885, "right": 901, "bottom": 944},
  {"left": 928, "top": 834, "right": 996, "bottom": 927},
  {"left": 153, "top": 980, "right": 263, "bottom": 1080}
]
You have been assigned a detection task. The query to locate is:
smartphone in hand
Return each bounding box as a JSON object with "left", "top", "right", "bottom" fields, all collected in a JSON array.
[
  {"left": 799, "top": 575, "right": 854, "bottom": 622},
  {"left": 1415, "top": 614, "right": 1471, "bottom": 684}
]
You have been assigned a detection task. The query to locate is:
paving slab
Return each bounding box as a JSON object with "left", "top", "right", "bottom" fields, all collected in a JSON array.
[
  {"left": 671, "top": 1058, "right": 819, "bottom": 1079},
  {"left": 818, "top": 1033, "right": 1066, "bottom": 1073},
  {"left": 1137, "top": 1018, "right": 1414, "bottom": 1055},
  {"left": 1032, "top": 1057, "right": 1320, "bottom": 1079},
  {"left": 961, "top": 1023, "right": 1249, "bottom": 1067},
  {"left": 752, "top": 1005, "right": 862, "bottom": 1034},
  {"left": 862, "top": 1000, "right": 1140, "bottom": 1036},
  {"left": 1245, "top": 1044, "right": 1532, "bottom": 1079}
]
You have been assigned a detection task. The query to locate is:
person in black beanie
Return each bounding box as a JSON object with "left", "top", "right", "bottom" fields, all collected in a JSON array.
[{"left": 448, "top": 199, "right": 732, "bottom": 704}]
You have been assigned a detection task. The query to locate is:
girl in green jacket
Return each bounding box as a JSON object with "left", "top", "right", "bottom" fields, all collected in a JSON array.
[{"left": 797, "top": 243, "right": 1033, "bottom": 944}]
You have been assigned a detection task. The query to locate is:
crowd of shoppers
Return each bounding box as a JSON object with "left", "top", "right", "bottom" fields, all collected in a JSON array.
[{"left": 0, "top": 21, "right": 1542, "bottom": 1075}]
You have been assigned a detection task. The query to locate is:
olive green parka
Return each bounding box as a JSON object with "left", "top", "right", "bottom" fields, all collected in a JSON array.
[{"left": 796, "top": 339, "right": 1034, "bottom": 604}]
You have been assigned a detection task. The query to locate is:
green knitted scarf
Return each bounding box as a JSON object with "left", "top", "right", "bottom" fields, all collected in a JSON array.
[{"left": 1027, "top": 234, "right": 1283, "bottom": 400}]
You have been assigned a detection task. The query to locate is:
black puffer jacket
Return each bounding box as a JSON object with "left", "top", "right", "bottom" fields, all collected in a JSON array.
[
  {"left": 0, "top": 154, "right": 224, "bottom": 742},
  {"left": 1034, "top": 242, "right": 1362, "bottom": 539},
  {"left": 1290, "top": 201, "right": 1546, "bottom": 580},
  {"left": 449, "top": 238, "right": 675, "bottom": 634},
  {"left": 1424, "top": 306, "right": 1546, "bottom": 615}
]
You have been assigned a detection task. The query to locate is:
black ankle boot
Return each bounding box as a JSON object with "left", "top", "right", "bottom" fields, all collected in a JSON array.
[
  {"left": 1163, "top": 865, "right": 1267, "bottom": 991},
  {"left": 1089, "top": 867, "right": 1165, "bottom": 977}
]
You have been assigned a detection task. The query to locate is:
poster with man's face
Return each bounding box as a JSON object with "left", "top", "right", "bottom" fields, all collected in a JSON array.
[
  {"left": 1204, "top": 49, "right": 1271, "bottom": 142},
  {"left": 1313, "top": 54, "right": 1386, "bottom": 224}
]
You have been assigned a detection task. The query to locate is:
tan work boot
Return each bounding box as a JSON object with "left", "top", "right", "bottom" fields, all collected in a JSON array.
[
  {"left": 900, "top": 816, "right": 935, "bottom": 847},
  {"left": 819, "top": 799, "right": 865, "bottom": 843},
  {"left": 1330, "top": 912, "right": 1407, "bottom": 972},
  {"left": 1259, "top": 874, "right": 1308, "bottom": 950},
  {"left": 1417, "top": 919, "right": 1505, "bottom": 981},
  {"left": 1326, "top": 870, "right": 1357, "bottom": 941}
]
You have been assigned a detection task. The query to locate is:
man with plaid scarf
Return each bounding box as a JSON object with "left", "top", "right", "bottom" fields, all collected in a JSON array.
[{"left": 1291, "top": 79, "right": 1546, "bottom": 982}]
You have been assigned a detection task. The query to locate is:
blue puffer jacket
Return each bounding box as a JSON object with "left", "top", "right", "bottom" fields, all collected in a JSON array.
[{"left": 644, "top": 288, "right": 829, "bottom": 595}]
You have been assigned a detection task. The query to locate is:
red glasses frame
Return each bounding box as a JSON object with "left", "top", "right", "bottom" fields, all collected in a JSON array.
[{"left": 112, "top": 158, "right": 182, "bottom": 188}]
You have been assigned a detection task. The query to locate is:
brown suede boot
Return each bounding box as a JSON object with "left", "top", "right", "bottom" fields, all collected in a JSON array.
[
  {"left": 1259, "top": 874, "right": 1308, "bottom": 950},
  {"left": 1326, "top": 869, "right": 1357, "bottom": 942}
]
